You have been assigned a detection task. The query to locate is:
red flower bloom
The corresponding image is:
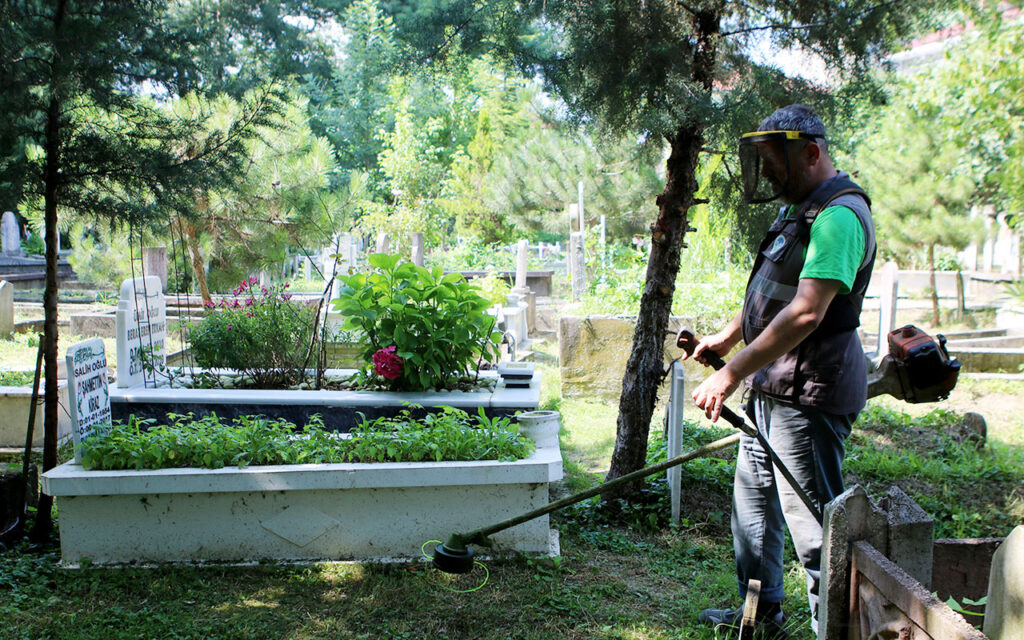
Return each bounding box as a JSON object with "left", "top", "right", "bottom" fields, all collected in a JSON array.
[{"left": 372, "top": 346, "right": 404, "bottom": 380}]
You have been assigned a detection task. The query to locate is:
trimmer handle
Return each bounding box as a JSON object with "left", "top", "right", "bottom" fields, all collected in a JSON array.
[{"left": 676, "top": 328, "right": 727, "bottom": 371}]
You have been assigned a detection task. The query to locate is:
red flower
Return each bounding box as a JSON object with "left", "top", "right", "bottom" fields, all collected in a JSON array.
[{"left": 372, "top": 346, "right": 404, "bottom": 380}]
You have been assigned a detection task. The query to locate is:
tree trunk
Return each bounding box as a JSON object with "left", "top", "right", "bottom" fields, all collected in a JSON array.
[
  {"left": 31, "top": 0, "right": 67, "bottom": 542},
  {"left": 929, "top": 243, "right": 939, "bottom": 327},
  {"left": 182, "top": 218, "right": 212, "bottom": 304},
  {"left": 605, "top": 8, "right": 719, "bottom": 495}
]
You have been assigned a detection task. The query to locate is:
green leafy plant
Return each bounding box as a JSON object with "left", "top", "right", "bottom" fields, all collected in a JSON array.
[
  {"left": 79, "top": 407, "right": 532, "bottom": 470},
  {"left": 333, "top": 253, "right": 501, "bottom": 391},
  {"left": 188, "top": 278, "right": 318, "bottom": 388},
  {"left": 20, "top": 233, "right": 44, "bottom": 256},
  {"left": 0, "top": 371, "right": 36, "bottom": 386}
]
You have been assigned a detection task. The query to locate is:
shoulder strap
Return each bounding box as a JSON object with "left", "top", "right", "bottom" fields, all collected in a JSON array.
[{"left": 802, "top": 187, "right": 868, "bottom": 225}]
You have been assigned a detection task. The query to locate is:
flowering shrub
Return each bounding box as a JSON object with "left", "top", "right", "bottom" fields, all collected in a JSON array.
[
  {"left": 371, "top": 346, "right": 403, "bottom": 380},
  {"left": 189, "top": 278, "right": 317, "bottom": 388},
  {"left": 334, "top": 253, "right": 501, "bottom": 391}
]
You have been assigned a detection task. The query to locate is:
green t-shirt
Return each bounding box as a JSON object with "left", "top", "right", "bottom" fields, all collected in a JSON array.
[{"left": 786, "top": 205, "right": 866, "bottom": 295}]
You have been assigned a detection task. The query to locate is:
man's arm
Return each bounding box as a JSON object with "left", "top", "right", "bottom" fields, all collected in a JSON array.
[
  {"left": 691, "top": 277, "right": 842, "bottom": 422},
  {"left": 683, "top": 313, "right": 743, "bottom": 367}
]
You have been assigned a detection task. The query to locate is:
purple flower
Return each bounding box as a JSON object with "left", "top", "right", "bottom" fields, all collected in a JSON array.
[
  {"left": 282, "top": 293, "right": 293, "bottom": 301},
  {"left": 249, "top": 276, "right": 258, "bottom": 285},
  {"left": 227, "top": 324, "right": 233, "bottom": 330},
  {"left": 372, "top": 346, "right": 404, "bottom": 380},
  {"left": 245, "top": 298, "right": 255, "bottom": 306}
]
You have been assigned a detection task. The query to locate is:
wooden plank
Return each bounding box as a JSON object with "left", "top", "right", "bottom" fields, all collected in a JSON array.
[
  {"left": 852, "top": 541, "right": 988, "bottom": 640},
  {"left": 740, "top": 579, "right": 760, "bottom": 640}
]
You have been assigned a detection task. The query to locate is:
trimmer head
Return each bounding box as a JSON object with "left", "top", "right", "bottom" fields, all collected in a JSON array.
[{"left": 432, "top": 536, "right": 476, "bottom": 574}]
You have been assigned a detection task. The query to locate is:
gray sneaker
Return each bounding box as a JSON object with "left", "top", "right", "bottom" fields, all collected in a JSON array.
[{"left": 697, "top": 605, "right": 789, "bottom": 639}]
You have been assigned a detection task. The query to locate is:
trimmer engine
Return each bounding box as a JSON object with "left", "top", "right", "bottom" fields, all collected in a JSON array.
[{"left": 867, "top": 325, "right": 961, "bottom": 403}]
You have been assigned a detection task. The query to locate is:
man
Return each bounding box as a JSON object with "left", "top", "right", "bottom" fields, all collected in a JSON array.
[{"left": 684, "top": 104, "right": 875, "bottom": 638}]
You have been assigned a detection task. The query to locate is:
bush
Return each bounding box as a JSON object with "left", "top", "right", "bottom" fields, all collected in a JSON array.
[
  {"left": 188, "top": 278, "right": 317, "bottom": 388},
  {"left": 333, "top": 253, "right": 501, "bottom": 391},
  {"left": 80, "top": 407, "right": 532, "bottom": 470},
  {"left": 21, "top": 233, "right": 44, "bottom": 256}
]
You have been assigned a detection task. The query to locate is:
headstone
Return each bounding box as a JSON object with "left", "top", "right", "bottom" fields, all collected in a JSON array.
[
  {"left": 570, "top": 231, "right": 585, "bottom": 301},
  {"left": 411, "top": 233, "right": 425, "bottom": 267},
  {"left": 66, "top": 338, "right": 111, "bottom": 464},
  {"left": 514, "top": 239, "right": 529, "bottom": 291},
  {"left": 375, "top": 232, "right": 390, "bottom": 254},
  {"left": 876, "top": 262, "right": 899, "bottom": 357},
  {"left": 0, "top": 280, "right": 12, "bottom": 339},
  {"left": 116, "top": 276, "right": 166, "bottom": 388},
  {"left": 984, "top": 525, "right": 1024, "bottom": 640},
  {"left": 1, "top": 211, "right": 21, "bottom": 256},
  {"left": 141, "top": 246, "right": 168, "bottom": 293}
]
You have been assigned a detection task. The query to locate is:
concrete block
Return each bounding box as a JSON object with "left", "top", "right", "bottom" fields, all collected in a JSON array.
[
  {"left": 984, "top": 525, "right": 1024, "bottom": 640},
  {"left": 879, "top": 485, "right": 934, "bottom": 588},
  {"left": 0, "top": 280, "right": 12, "bottom": 338}
]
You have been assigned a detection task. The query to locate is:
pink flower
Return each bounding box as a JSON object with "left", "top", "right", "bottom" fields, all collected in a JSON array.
[
  {"left": 232, "top": 299, "right": 241, "bottom": 308},
  {"left": 283, "top": 282, "right": 290, "bottom": 289},
  {"left": 249, "top": 276, "right": 258, "bottom": 285},
  {"left": 282, "top": 293, "right": 293, "bottom": 301},
  {"left": 203, "top": 300, "right": 215, "bottom": 309},
  {"left": 226, "top": 324, "right": 233, "bottom": 330},
  {"left": 245, "top": 298, "right": 255, "bottom": 306},
  {"left": 261, "top": 286, "right": 268, "bottom": 295},
  {"left": 372, "top": 346, "right": 404, "bottom": 381}
]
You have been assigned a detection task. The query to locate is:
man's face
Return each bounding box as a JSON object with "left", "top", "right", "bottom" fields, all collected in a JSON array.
[{"left": 756, "top": 139, "right": 811, "bottom": 204}]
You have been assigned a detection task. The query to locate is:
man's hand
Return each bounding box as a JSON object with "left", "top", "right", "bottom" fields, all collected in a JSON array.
[
  {"left": 682, "top": 331, "right": 734, "bottom": 367},
  {"left": 692, "top": 366, "right": 741, "bottom": 423}
]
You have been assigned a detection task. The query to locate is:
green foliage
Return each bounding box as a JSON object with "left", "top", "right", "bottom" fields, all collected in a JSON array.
[
  {"left": 188, "top": 279, "right": 317, "bottom": 388},
  {"left": 0, "top": 371, "right": 35, "bottom": 386},
  {"left": 561, "top": 422, "right": 734, "bottom": 533},
  {"left": 578, "top": 243, "right": 747, "bottom": 334},
  {"left": 427, "top": 240, "right": 520, "bottom": 272},
  {"left": 20, "top": 234, "right": 43, "bottom": 256},
  {"left": 471, "top": 272, "right": 512, "bottom": 308},
  {"left": 64, "top": 223, "right": 135, "bottom": 288},
  {"left": 848, "top": 404, "right": 1023, "bottom": 539},
  {"left": 333, "top": 253, "right": 501, "bottom": 391},
  {"left": 79, "top": 407, "right": 531, "bottom": 471}
]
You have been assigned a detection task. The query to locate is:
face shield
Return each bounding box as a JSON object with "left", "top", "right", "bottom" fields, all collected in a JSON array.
[{"left": 738, "top": 130, "right": 821, "bottom": 204}]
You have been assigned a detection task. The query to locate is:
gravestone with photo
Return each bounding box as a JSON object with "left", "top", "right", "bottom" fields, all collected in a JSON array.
[
  {"left": 66, "top": 338, "right": 111, "bottom": 464},
  {"left": 115, "top": 276, "right": 166, "bottom": 388}
]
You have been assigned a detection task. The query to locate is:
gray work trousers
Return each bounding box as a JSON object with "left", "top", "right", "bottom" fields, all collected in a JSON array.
[{"left": 732, "top": 391, "right": 855, "bottom": 630}]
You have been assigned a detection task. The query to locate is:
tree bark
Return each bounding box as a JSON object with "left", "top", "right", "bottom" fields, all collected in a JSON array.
[
  {"left": 181, "top": 217, "right": 212, "bottom": 304},
  {"left": 31, "top": 0, "right": 68, "bottom": 542},
  {"left": 605, "top": 8, "right": 720, "bottom": 495}
]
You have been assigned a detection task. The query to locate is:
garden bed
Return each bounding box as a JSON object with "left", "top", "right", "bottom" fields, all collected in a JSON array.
[
  {"left": 40, "top": 438, "right": 562, "bottom": 566},
  {"left": 110, "top": 369, "right": 540, "bottom": 431}
]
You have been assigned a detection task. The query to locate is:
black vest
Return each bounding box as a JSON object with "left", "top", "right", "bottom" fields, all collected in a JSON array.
[{"left": 741, "top": 172, "right": 876, "bottom": 415}]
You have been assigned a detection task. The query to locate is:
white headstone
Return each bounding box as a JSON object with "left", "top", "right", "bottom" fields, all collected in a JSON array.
[
  {"left": 0, "top": 280, "right": 12, "bottom": 339},
  {"left": 984, "top": 525, "right": 1024, "bottom": 640},
  {"left": 570, "top": 231, "right": 585, "bottom": 302},
  {"left": 877, "top": 262, "right": 899, "bottom": 357},
  {"left": 1, "top": 211, "right": 21, "bottom": 256},
  {"left": 375, "top": 232, "right": 390, "bottom": 254},
  {"left": 411, "top": 233, "right": 425, "bottom": 267},
  {"left": 66, "top": 338, "right": 111, "bottom": 464},
  {"left": 116, "top": 276, "right": 166, "bottom": 388},
  {"left": 514, "top": 239, "right": 529, "bottom": 291},
  {"left": 141, "top": 246, "right": 168, "bottom": 293}
]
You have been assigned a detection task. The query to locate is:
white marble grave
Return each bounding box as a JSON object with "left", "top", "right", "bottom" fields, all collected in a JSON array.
[
  {"left": 0, "top": 280, "right": 12, "bottom": 339},
  {"left": 1, "top": 211, "right": 21, "bottom": 256},
  {"left": 115, "top": 276, "right": 166, "bottom": 388}
]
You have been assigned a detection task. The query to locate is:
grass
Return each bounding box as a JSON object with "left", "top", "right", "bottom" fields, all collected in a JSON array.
[
  {"left": 1, "top": 338, "right": 1021, "bottom": 639},
  {"left": 0, "top": 332, "right": 184, "bottom": 371}
]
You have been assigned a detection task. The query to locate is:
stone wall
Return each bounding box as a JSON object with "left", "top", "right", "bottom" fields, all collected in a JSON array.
[{"left": 559, "top": 315, "right": 739, "bottom": 401}]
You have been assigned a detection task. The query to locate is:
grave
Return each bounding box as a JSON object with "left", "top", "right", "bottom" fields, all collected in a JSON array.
[
  {"left": 1, "top": 211, "right": 21, "bottom": 257},
  {"left": 0, "top": 280, "right": 12, "bottom": 339},
  {"left": 65, "top": 338, "right": 111, "bottom": 464},
  {"left": 115, "top": 276, "right": 166, "bottom": 388},
  {"left": 984, "top": 525, "right": 1024, "bottom": 640}
]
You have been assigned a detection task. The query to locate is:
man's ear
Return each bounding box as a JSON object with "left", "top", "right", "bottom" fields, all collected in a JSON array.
[{"left": 804, "top": 140, "right": 822, "bottom": 165}]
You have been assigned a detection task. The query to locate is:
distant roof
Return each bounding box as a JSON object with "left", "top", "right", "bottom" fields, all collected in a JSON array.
[{"left": 889, "top": 4, "right": 1022, "bottom": 72}]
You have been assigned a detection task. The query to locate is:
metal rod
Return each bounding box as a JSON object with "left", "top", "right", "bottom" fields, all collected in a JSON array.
[{"left": 459, "top": 432, "right": 741, "bottom": 546}]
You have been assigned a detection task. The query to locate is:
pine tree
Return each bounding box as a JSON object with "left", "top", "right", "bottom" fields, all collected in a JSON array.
[{"left": 0, "top": 0, "right": 278, "bottom": 538}]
